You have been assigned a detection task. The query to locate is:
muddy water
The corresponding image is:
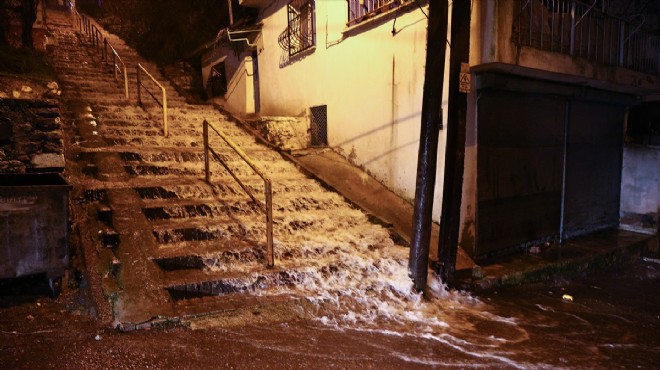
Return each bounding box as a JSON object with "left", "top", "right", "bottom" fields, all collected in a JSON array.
[
  {"left": 211, "top": 259, "right": 660, "bottom": 369},
  {"left": 191, "top": 228, "right": 660, "bottom": 370},
  {"left": 1, "top": 262, "right": 659, "bottom": 369}
]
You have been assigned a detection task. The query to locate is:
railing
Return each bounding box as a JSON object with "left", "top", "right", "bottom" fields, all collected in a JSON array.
[
  {"left": 72, "top": 9, "right": 130, "bottom": 99},
  {"left": 202, "top": 120, "right": 274, "bottom": 268},
  {"left": 137, "top": 63, "right": 169, "bottom": 137},
  {"left": 104, "top": 40, "right": 129, "bottom": 100},
  {"left": 513, "top": 0, "right": 660, "bottom": 76},
  {"left": 347, "top": 0, "right": 411, "bottom": 26}
]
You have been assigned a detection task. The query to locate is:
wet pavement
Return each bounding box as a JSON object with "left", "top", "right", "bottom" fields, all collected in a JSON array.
[
  {"left": 2, "top": 7, "right": 659, "bottom": 369},
  {"left": 1, "top": 258, "right": 659, "bottom": 369}
]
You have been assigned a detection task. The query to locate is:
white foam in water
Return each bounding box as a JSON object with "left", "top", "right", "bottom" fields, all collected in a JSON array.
[{"left": 204, "top": 212, "right": 553, "bottom": 368}]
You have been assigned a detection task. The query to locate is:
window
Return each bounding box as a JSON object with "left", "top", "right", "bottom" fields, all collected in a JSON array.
[
  {"left": 278, "top": 0, "right": 315, "bottom": 57},
  {"left": 347, "top": 0, "right": 410, "bottom": 26}
]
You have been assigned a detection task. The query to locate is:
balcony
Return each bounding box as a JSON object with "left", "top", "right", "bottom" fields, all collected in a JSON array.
[{"left": 512, "top": 0, "right": 659, "bottom": 76}]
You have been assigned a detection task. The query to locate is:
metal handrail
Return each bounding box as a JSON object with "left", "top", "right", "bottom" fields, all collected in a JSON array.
[
  {"left": 137, "top": 63, "right": 169, "bottom": 137},
  {"left": 72, "top": 9, "right": 129, "bottom": 99},
  {"left": 103, "top": 40, "right": 129, "bottom": 99},
  {"left": 202, "top": 120, "right": 274, "bottom": 268}
]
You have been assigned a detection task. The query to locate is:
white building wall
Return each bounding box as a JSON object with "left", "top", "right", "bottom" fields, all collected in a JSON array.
[{"left": 255, "top": 0, "right": 450, "bottom": 220}]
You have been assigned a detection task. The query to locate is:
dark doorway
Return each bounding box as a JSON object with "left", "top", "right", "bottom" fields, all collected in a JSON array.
[{"left": 208, "top": 62, "right": 227, "bottom": 97}]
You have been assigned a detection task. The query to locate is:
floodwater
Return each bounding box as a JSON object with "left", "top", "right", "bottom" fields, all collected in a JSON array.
[{"left": 1, "top": 258, "right": 659, "bottom": 369}]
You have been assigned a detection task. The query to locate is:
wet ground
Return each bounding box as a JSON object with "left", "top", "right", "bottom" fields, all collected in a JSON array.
[{"left": 1, "top": 258, "right": 659, "bottom": 369}]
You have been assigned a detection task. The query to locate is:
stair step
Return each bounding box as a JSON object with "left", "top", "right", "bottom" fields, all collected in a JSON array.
[
  {"left": 150, "top": 209, "right": 369, "bottom": 244},
  {"left": 152, "top": 238, "right": 265, "bottom": 271},
  {"left": 162, "top": 266, "right": 314, "bottom": 299}
]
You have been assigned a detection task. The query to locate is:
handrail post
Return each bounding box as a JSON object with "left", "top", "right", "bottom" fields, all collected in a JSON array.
[
  {"left": 124, "top": 67, "right": 129, "bottom": 100},
  {"left": 203, "top": 120, "right": 210, "bottom": 183},
  {"left": 136, "top": 65, "right": 142, "bottom": 106},
  {"left": 162, "top": 89, "right": 168, "bottom": 137},
  {"left": 265, "top": 180, "right": 274, "bottom": 268}
]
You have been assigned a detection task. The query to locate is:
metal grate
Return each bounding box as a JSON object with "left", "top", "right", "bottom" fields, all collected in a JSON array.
[
  {"left": 310, "top": 105, "right": 327, "bottom": 147},
  {"left": 278, "top": 0, "right": 316, "bottom": 57}
]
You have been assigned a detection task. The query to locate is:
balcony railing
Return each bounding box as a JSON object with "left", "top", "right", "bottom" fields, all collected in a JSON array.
[
  {"left": 513, "top": 0, "right": 660, "bottom": 76},
  {"left": 347, "top": 0, "right": 411, "bottom": 26}
]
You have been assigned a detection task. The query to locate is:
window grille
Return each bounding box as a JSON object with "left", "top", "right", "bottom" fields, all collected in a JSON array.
[
  {"left": 278, "top": 0, "right": 316, "bottom": 57},
  {"left": 347, "top": 0, "right": 410, "bottom": 26}
]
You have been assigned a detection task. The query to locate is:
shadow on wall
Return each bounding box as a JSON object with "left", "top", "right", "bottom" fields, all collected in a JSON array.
[
  {"left": 334, "top": 110, "right": 421, "bottom": 147},
  {"left": 331, "top": 110, "right": 424, "bottom": 166}
]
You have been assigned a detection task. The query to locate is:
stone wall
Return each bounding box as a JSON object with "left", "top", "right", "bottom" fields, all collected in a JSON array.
[{"left": 0, "top": 99, "right": 64, "bottom": 173}]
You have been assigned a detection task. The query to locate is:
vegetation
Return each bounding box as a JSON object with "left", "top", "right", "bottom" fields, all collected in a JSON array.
[
  {"left": 0, "top": 43, "right": 55, "bottom": 79},
  {"left": 0, "top": 0, "right": 39, "bottom": 48},
  {"left": 77, "top": 0, "right": 249, "bottom": 63}
]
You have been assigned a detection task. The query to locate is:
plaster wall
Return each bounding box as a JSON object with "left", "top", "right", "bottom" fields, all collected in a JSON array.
[
  {"left": 223, "top": 57, "right": 255, "bottom": 115},
  {"left": 253, "top": 1, "right": 450, "bottom": 219}
]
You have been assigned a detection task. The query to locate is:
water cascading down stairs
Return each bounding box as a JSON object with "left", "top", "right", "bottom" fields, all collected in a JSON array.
[{"left": 46, "top": 9, "right": 406, "bottom": 329}]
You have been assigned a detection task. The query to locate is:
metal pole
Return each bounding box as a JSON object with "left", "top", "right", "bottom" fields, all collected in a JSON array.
[
  {"left": 203, "top": 120, "right": 210, "bottom": 183},
  {"left": 123, "top": 67, "right": 129, "bottom": 100},
  {"left": 265, "top": 180, "right": 274, "bottom": 268},
  {"left": 409, "top": 0, "right": 448, "bottom": 293},
  {"left": 437, "top": 0, "right": 471, "bottom": 287},
  {"left": 227, "top": 0, "right": 234, "bottom": 26},
  {"left": 569, "top": 0, "right": 576, "bottom": 55},
  {"left": 136, "top": 65, "right": 141, "bottom": 106},
  {"left": 162, "top": 89, "right": 168, "bottom": 137}
]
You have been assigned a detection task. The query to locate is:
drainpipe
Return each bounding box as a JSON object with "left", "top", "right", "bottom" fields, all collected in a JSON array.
[
  {"left": 437, "top": 0, "right": 471, "bottom": 287},
  {"left": 409, "top": 0, "right": 449, "bottom": 293},
  {"left": 227, "top": 0, "right": 234, "bottom": 26}
]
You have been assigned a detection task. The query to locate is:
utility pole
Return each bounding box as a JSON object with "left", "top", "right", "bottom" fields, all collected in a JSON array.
[
  {"left": 409, "top": 0, "right": 448, "bottom": 293},
  {"left": 438, "top": 0, "right": 471, "bottom": 286}
]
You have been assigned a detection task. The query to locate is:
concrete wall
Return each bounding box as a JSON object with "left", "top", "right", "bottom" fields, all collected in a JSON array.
[
  {"left": 251, "top": 0, "right": 449, "bottom": 219},
  {"left": 621, "top": 146, "right": 660, "bottom": 232}
]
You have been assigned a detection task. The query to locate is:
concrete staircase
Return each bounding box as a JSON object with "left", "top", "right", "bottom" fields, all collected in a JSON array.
[{"left": 46, "top": 10, "right": 401, "bottom": 328}]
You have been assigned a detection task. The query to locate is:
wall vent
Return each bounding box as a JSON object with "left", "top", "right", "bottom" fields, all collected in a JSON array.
[{"left": 310, "top": 105, "right": 327, "bottom": 147}]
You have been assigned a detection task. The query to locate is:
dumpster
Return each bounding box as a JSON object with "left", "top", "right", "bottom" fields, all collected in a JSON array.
[{"left": 0, "top": 173, "right": 71, "bottom": 296}]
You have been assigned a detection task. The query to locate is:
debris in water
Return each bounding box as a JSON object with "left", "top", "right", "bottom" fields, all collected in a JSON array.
[
  {"left": 642, "top": 257, "right": 660, "bottom": 265},
  {"left": 562, "top": 294, "right": 573, "bottom": 302},
  {"left": 94, "top": 334, "right": 101, "bottom": 341},
  {"left": 21, "top": 85, "right": 32, "bottom": 93}
]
